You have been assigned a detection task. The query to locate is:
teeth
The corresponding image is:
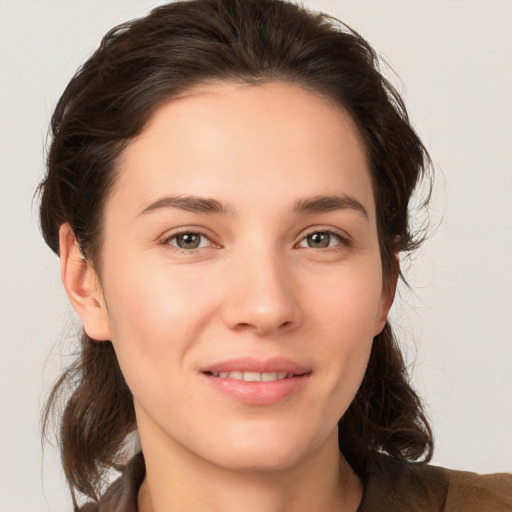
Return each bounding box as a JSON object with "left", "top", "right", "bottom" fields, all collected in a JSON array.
[
  {"left": 244, "top": 371, "right": 261, "bottom": 381},
  {"left": 210, "top": 371, "right": 293, "bottom": 381}
]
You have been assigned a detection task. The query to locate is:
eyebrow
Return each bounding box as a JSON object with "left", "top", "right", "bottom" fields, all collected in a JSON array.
[
  {"left": 292, "top": 194, "right": 369, "bottom": 220},
  {"left": 137, "top": 195, "right": 232, "bottom": 217},
  {"left": 137, "top": 193, "right": 368, "bottom": 220}
]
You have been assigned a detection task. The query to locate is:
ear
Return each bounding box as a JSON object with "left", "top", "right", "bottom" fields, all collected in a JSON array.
[
  {"left": 59, "top": 223, "right": 111, "bottom": 341},
  {"left": 373, "top": 256, "right": 399, "bottom": 336}
]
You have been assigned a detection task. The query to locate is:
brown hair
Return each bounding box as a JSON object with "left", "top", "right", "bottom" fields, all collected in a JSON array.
[{"left": 39, "top": 0, "right": 433, "bottom": 505}]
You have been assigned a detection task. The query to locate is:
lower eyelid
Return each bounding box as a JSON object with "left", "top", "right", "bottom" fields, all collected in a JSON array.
[{"left": 298, "top": 230, "right": 349, "bottom": 248}]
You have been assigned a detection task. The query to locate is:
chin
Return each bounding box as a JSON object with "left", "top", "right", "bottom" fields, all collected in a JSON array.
[
  {"left": 195, "top": 421, "right": 328, "bottom": 473},
  {"left": 208, "top": 445, "right": 306, "bottom": 473}
]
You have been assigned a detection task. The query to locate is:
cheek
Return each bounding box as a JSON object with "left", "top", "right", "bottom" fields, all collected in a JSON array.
[
  {"left": 100, "top": 260, "right": 221, "bottom": 392},
  {"left": 104, "top": 258, "right": 219, "bottom": 338},
  {"left": 306, "top": 266, "right": 383, "bottom": 406},
  {"left": 308, "top": 263, "right": 384, "bottom": 340}
]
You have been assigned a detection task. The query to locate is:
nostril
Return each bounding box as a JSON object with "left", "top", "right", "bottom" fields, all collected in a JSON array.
[{"left": 235, "top": 322, "right": 253, "bottom": 330}]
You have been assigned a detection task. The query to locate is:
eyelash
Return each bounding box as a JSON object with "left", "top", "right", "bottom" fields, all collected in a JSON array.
[
  {"left": 161, "top": 230, "right": 217, "bottom": 254},
  {"left": 297, "top": 229, "right": 349, "bottom": 250},
  {"left": 161, "top": 228, "right": 349, "bottom": 254}
]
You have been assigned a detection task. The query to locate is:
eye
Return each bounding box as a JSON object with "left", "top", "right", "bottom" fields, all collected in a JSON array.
[
  {"left": 165, "top": 232, "right": 212, "bottom": 251},
  {"left": 298, "top": 231, "right": 344, "bottom": 249}
]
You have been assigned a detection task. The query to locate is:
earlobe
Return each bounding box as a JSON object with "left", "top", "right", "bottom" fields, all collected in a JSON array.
[{"left": 59, "top": 223, "right": 111, "bottom": 341}]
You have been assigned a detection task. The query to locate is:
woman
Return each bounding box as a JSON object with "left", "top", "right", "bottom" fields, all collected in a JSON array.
[{"left": 38, "top": 0, "right": 512, "bottom": 510}]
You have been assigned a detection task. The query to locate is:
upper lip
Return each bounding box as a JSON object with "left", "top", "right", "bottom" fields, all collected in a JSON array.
[{"left": 200, "top": 357, "right": 310, "bottom": 376}]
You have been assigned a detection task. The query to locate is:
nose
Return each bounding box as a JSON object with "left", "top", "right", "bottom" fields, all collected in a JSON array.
[{"left": 220, "top": 245, "right": 302, "bottom": 336}]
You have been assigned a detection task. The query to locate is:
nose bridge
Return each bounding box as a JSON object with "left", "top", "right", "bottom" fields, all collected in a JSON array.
[{"left": 221, "top": 236, "right": 300, "bottom": 334}]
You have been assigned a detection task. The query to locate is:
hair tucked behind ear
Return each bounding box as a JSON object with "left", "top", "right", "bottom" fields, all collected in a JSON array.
[
  {"left": 39, "top": 0, "right": 434, "bottom": 504},
  {"left": 43, "top": 335, "right": 134, "bottom": 504},
  {"left": 339, "top": 323, "right": 433, "bottom": 476}
]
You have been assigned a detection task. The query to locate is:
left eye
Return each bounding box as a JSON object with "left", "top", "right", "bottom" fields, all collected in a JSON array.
[
  {"left": 298, "top": 231, "right": 342, "bottom": 249},
  {"left": 166, "top": 232, "right": 211, "bottom": 250}
]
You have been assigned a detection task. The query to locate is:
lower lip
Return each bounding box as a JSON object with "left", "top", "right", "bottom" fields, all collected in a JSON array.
[{"left": 202, "top": 373, "right": 310, "bottom": 405}]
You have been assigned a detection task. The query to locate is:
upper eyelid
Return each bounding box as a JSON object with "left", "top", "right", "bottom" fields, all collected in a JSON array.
[
  {"left": 165, "top": 231, "right": 211, "bottom": 241},
  {"left": 298, "top": 226, "right": 351, "bottom": 242},
  {"left": 160, "top": 227, "right": 215, "bottom": 242}
]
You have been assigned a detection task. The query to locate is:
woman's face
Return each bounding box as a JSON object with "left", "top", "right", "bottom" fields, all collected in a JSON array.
[{"left": 92, "top": 82, "right": 393, "bottom": 471}]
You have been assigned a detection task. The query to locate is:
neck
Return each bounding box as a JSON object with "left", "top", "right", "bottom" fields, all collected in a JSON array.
[{"left": 137, "top": 424, "right": 362, "bottom": 512}]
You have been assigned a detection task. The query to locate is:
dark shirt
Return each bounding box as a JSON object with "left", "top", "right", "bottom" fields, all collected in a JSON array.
[{"left": 80, "top": 452, "right": 512, "bottom": 511}]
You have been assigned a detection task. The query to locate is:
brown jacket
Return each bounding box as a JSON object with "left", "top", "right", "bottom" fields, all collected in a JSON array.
[{"left": 81, "top": 452, "right": 512, "bottom": 511}]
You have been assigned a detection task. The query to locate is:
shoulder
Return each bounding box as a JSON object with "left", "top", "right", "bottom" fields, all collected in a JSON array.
[
  {"left": 358, "top": 454, "right": 512, "bottom": 512},
  {"left": 440, "top": 466, "right": 512, "bottom": 511}
]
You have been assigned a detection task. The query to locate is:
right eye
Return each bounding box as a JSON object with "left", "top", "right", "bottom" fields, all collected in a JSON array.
[{"left": 164, "top": 232, "right": 212, "bottom": 251}]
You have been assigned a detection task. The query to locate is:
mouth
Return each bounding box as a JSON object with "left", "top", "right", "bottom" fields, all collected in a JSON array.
[
  {"left": 200, "top": 358, "right": 311, "bottom": 405},
  {"left": 204, "top": 370, "right": 306, "bottom": 381}
]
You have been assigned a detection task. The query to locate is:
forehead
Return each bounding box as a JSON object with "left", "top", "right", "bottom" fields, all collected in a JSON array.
[{"left": 111, "top": 81, "right": 374, "bottom": 220}]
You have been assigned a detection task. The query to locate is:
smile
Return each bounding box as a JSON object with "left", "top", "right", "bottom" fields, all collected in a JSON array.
[{"left": 206, "top": 371, "right": 297, "bottom": 381}]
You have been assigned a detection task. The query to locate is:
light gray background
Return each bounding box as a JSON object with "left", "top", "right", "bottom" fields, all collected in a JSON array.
[{"left": 1, "top": 0, "right": 511, "bottom": 510}]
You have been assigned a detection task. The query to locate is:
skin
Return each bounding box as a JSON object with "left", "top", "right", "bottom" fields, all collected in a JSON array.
[{"left": 60, "top": 81, "right": 396, "bottom": 512}]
